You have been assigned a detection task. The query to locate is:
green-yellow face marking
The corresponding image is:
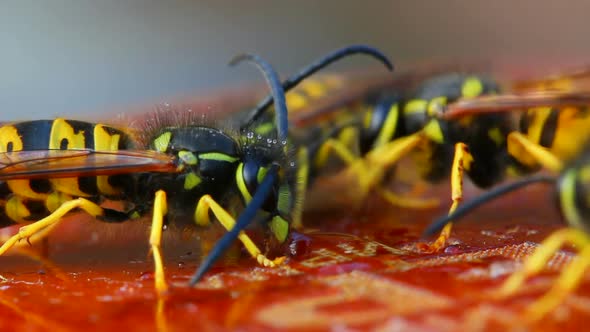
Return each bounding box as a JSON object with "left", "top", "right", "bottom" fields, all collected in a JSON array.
[
  {"left": 153, "top": 132, "right": 172, "bottom": 152},
  {"left": 487, "top": 127, "right": 505, "bottom": 146},
  {"left": 423, "top": 119, "right": 444, "bottom": 144},
  {"left": 178, "top": 151, "right": 198, "bottom": 165},
  {"left": 257, "top": 166, "right": 268, "bottom": 184},
  {"left": 461, "top": 77, "right": 484, "bottom": 98},
  {"left": 199, "top": 152, "right": 239, "bottom": 163},
  {"left": 270, "top": 215, "right": 289, "bottom": 242},
  {"left": 404, "top": 99, "right": 428, "bottom": 115},
  {"left": 184, "top": 172, "right": 202, "bottom": 190}
]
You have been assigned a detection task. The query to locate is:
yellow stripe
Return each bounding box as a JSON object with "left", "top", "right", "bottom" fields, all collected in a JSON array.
[
  {"left": 45, "top": 191, "right": 72, "bottom": 213},
  {"left": 7, "top": 180, "right": 48, "bottom": 200},
  {"left": 46, "top": 120, "right": 90, "bottom": 196},
  {"left": 5, "top": 196, "right": 30, "bottom": 223},
  {"left": 94, "top": 124, "right": 122, "bottom": 196},
  {"left": 51, "top": 178, "right": 92, "bottom": 197},
  {"left": 236, "top": 163, "right": 252, "bottom": 203},
  {"left": 49, "top": 118, "right": 86, "bottom": 149},
  {"left": 0, "top": 125, "right": 23, "bottom": 152},
  {"left": 559, "top": 169, "right": 584, "bottom": 229},
  {"left": 94, "top": 124, "right": 120, "bottom": 151}
]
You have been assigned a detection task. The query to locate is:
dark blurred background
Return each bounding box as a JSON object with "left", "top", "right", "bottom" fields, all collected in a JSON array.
[{"left": 2, "top": 1, "right": 589, "bottom": 119}]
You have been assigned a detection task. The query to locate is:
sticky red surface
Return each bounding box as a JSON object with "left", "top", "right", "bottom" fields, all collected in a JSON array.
[{"left": 0, "top": 181, "right": 587, "bottom": 332}]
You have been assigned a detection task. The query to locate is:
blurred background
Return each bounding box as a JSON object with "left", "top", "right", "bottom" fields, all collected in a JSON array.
[{"left": 2, "top": 0, "right": 590, "bottom": 119}]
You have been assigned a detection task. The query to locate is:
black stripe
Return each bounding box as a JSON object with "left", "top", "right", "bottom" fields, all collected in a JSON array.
[
  {"left": 15, "top": 120, "right": 54, "bottom": 150},
  {"left": 66, "top": 120, "right": 95, "bottom": 149},
  {"left": 539, "top": 109, "right": 559, "bottom": 148},
  {"left": 78, "top": 176, "right": 99, "bottom": 196},
  {"left": 29, "top": 179, "right": 52, "bottom": 194}
]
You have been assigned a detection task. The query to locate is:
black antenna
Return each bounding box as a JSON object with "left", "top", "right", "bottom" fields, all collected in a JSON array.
[
  {"left": 423, "top": 175, "right": 555, "bottom": 237},
  {"left": 230, "top": 54, "right": 289, "bottom": 142},
  {"left": 188, "top": 164, "right": 279, "bottom": 286},
  {"left": 240, "top": 45, "right": 394, "bottom": 130}
]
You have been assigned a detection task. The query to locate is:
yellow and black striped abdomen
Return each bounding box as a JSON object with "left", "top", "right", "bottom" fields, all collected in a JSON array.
[
  {"left": 518, "top": 106, "right": 590, "bottom": 169},
  {"left": 0, "top": 119, "right": 135, "bottom": 225}
]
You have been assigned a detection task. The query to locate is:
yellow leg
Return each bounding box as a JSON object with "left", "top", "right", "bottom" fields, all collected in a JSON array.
[
  {"left": 526, "top": 243, "right": 590, "bottom": 321},
  {"left": 0, "top": 198, "right": 104, "bottom": 256},
  {"left": 149, "top": 190, "right": 168, "bottom": 295},
  {"left": 315, "top": 137, "right": 359, "bottom": 168},
  {"left": 508, "top": 132, "right": 563, "bottom": 173},
  {"left": 497, "top": 228, "right": 590, "bottom": 321},
  {"left": 421, "top": 143, "right": 473, "bottom": 253},
  {"left": 155, "top": 298, "right": 169, "bottom": 332},
  {"left": 317, "top": 132, "right": 435, "bottom": 209},
  {"left": 356, "top": 133, "right": 424, "bottom": 200},
  {"left": 314, "top": 126, "right": 360, "bottom": 168},
  {"left": 499, "top": 228, "right": 588, "bottom": 296},
  {"left": 377, "top": 187, "right": 440, "bottom": 209},
  {"left": 195, "top": 195, "right": 285, "bottom": 267}
]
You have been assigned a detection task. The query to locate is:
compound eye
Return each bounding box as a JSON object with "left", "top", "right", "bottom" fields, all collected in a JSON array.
[
  {"left": 242, "top": 160, "right": 261, "bottom": 196},
  {"left": 239, "top": 161, "right": 277, "bottom": 212}
]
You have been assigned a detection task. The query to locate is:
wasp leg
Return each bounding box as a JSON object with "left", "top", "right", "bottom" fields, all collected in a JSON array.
[
  {"left": 377, "top": 187, "right": 440, "bottom": 209},
  {"left": 420, "top": 142, "right": 473, "bottom": 253},
  {"left": 317, "top": 132, "right": 434, "bottom": 208},
  {"left": 356, "top": 133, "right": 427, "bottom": 207},
  {"left": 498, "top": 228, "right": 589, "bottom": 320},
  {"left": 508, "top": 132, "right": 563, "bottom": 173},
  {"left": 315, "top": 137, "right": 358, "bottom": 167},
  {"left": 149, "top": 190, "right": 168, "bottom": 295},
  {"left": 195, "top": 195, "right": 285, "bottom": 267},
  {"left": 292, "top": 147, "right": 309, "bottom": 229},
  {"left": 155, "top": 297, "right": 169, "bottom": 332},
  {"left": 0, "top": 198, "right": 107, "bottom": 256},
  {"left": 527, "top": 242, "right": 590, "bottom": 321}
]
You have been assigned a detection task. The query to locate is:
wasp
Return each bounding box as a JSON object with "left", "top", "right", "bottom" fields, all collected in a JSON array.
[
  {"left": 259, "top": 62, "right": 590, "bottom": 253},
  {"left": 421, "top": 69, "right": 590, "bottom": 320},
  {"left": 424, "top": 153, "right": 590, "bottom": 321},
  {"left": 0, "top": 45, "right": 393, "bottom": 291}
]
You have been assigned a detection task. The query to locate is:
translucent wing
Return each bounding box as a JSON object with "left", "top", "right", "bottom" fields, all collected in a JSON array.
[
  {"left": 510, "top": 65, "right": 590, "bottom": 93},
  {"left": 0, "top": 149, "right": 177, "bottom": 180},
  {"left": 442, "top": 91, "right": 590, "bottom": 119}
]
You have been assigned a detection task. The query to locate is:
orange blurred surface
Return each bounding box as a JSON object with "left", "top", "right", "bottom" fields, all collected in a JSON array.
[{"left": 0, "top": 180, "right": 586, "bottom": 332}]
